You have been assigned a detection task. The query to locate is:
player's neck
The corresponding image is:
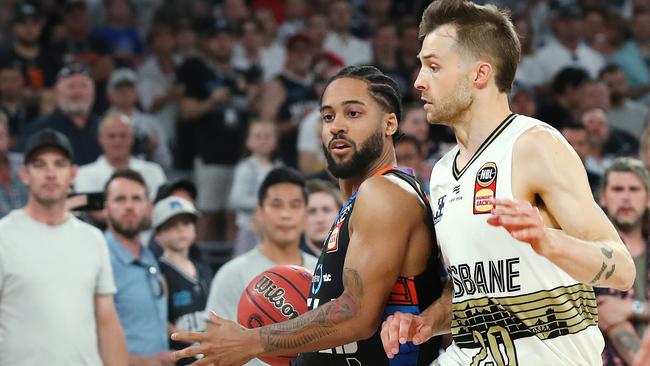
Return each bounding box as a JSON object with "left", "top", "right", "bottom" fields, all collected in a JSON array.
[
  {"left": 454, "top": 95, "right": 512, "bottom": 160},
  {"left": 258, "top": 241, "right": 303, "bottom": 266},
  {"left": 339, "top": 147, "right": 396, "bottom": 199},
  {"left": 24, "top": 199, "right": 68, "bottom": 226}
]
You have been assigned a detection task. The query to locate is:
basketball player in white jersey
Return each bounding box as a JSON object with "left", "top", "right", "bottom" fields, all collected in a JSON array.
[{"left": 380, "top": 1, "right": 636, "bottom": 365}]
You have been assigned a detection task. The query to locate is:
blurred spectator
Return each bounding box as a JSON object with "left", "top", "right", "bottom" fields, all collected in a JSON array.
[
  {"left": 597, "top": 157, "right": 650, "bottom": 366},
  {"left": 230, "top": 120, "right": 281, "bottom": 257},
  {"left": 137, "top": 24, "right": 182, "bottom": 148},
  {"left": 0, "top": 129, "right": 128, "bottom": 365},
  {"left": 50, "top": 0, "right": 94, "bottom": 67},
  {"left": 0, "top": 113, "right": 27, "bottom": 218},
  {"left": 536, "top": 66, "right": 590, "bottom": 129},
  {"left": 75, "top": 112, "right": 166, "bottom": 200},
  {"left": 509, "top": 85, "right": 538, "bottom": 118},
  {"left": 259, "top": 33, "right": 318, "bottom": 167},
  {"left": 355, "top": 0, "right": 392, "bottom": 39},
  {"left": 400, "top": 103, "right": 453, "bottom": 162},
  {"left": 395, "top": 135, "right": 432, "bottom": 192},
  {"left": 640, "top": 123, "right": 650, "bottom": 172},
  {"left": 107, "top": 68, "right": 172, "bottom": 170},
  {"left": 0, "top": 2, "right": 58, "bottom": 89},
  {"left": 103, "top": 169, "right": 175, "bottom": 365},
  {"left": 88, "top": 40, "right": 117, "bottom": 116},
  {"left": 205, "top": 167, "right": 317, "bottom": 365},
  {"left": 560, "top": 121, "right": 601, "bottom": 196},
  {"left": 600, "top": 64, "right": 649, "bottom": 137},
  {"left": 611, "top": 9, "right": 650, "bottom": 98},
  {"left": 177, "top": 22, "right": 249, "bottom": 241},
  {"left": 252, "top": 7, "right": 285, "bottom": 82},
  {"left": 92, "top": 0, "right": 143, "bottom": 66},
  {"left": 396, "top": 18, "right": 421, "bottom": 79},
  {"left": 582, "top": 108, "right": 639, "bottom": 176},
  {"left": 323, "top": 0, "right": 372, "bottom": 66},
  {"left": 297, "top": 52, "right": 344, "bottom": 175},
  {"left": 152, "top": 196, "right": 211, "bottom": 366},
  {"left": 529, "top": 4, "right": 605, "bottom": 85},
  {"left": 18, "top": 63, "right": 102, "bottom": 165},
  {"left": 220, "top": 0, "right": 250, "bottom": 27},
  {"left": 372, "top": 22, "right": 410, "bottom": 96},
  {"left": 0, "top": 59, "right": 39, "bottom": 149},
  {"left": 305, "top": 13, "right": 328, "bottom": 53},
  {"left": 231, "top": 18, "right": 266, "bottom": 83},
  {"left": 580, "top": 79, "right": 613, "bottom": 113},
  {"left": 174, "top": 18, "right": 198, "bottom": 61},
  {"left": 301, "top": 179, "right": 342, "bottom": 256},
  {"left": 513, "top": 12, "right": 545, "bottom": 87},
  {"left": 276, "top": 0, "right": 308, "bottom": 42}
]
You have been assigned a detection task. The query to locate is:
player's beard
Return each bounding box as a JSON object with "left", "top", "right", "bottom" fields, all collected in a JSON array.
[
  {"left": 323, "top": 129, "right": 384, "bottom": 179},
  {"left": 426, "top": 75, "right": 474, "bottom": 126}
]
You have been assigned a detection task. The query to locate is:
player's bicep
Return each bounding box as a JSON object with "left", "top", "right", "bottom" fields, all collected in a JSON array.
[
  {"left": 518, "top": 128, "right": 618, "bottom": 241},
  {"left": 342, "top": 179, "right": 415, "bottom": 321}
]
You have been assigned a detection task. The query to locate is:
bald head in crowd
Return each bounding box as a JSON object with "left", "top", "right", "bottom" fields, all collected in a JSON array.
[{"left": 98, "top": 112, "right": 134, "bottom": 166}]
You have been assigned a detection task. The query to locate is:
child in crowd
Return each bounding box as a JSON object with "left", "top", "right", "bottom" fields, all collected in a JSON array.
[
  {"left": 152, "top": 196, "right": 212, "bottom": 366},
  {"left": 229, "top": 120, "right": 281, "bottom": 256}
]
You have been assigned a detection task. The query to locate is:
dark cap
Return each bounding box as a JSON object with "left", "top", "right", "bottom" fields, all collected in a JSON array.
[
  {"left": 196, "top": 19, "right": 234, "bottom": 37},
  {"left": 56, "top": 62, "right": 91, "bottom": 81},
  {"left": 13, "top": 2, "right": 41, "bottom": 22},
  {"left": 64, "top": 0, "right": 87, "bottom": 9},
  {"left": 24, "top": 129, "right": 74, "bottom": 163},
  {"left": 154, "top": 178, "right": 198, "bottom": 203}
]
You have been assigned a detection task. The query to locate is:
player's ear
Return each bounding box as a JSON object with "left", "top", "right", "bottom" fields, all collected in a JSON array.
[
  {"left": 385, "top": 113, "right": 398, "bottom": 138},
  {"left": 472, "top": 61, "right": 492, "bottom": 90}
]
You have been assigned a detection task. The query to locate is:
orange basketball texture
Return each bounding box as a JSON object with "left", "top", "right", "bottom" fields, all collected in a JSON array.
[{"left": 238, "top": 265, "right": 313, "bottom": 365}]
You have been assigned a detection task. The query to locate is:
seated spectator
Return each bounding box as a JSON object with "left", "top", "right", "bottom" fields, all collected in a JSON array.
[
  {"left": 152, "top": 196, "right": 212, "bottom": 366},
  {"left": 0, "top": 113, "right": 27, "bottom": 218},
  {"left": 395, "top": 135, "right": 432, "bottom": 192},
  {"left": 18, "top": 62, "right": 102, "bottom": 165},
  {"left": 103, "top": 169, "right": 175, "bottom": 365},
  {"left": 92, "top": 0, "right": 143, "bottom": 66},
  {"left": 580, "top": 79, "right": 612, "bottom": 113},
  {"left": 560, "top": 121, "right": 601, "bottom": 197},
  {"left": 611, "top": 9, "right": 650, "bottom": 100},
  {"left": 107, "top": 68, "right": 172, "bottom": 171},
  {"left": 230, "top": 120, "right": 281, "bottom": 257},
  {"left": 0, "top": 59, "right": 39, "bottom": 149},
  {"left": 75, "top": 112, "right": 166, "bottom": 200},
  {"left": 600, "top": 64, "right": 649, "bottom": 137},
  {"left": 205, "top": 168, "right": 317, "bottom": 366},
  {"left": 322, "top": 0, "right": 372, "bottom": 66},
  {"left": 301, "top": 179, "right": 343, "bottom": 256},
  {"left": 536, "top": 67, "right": 590, "bottom": 129}
]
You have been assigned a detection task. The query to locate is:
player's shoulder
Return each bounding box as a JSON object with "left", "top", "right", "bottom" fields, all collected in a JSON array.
[
  {"left": 514, "top": 118, "right": 570, "bottom": 158},
  {"left": 356, "top": 173, "right": 425, "bottom": 215}
]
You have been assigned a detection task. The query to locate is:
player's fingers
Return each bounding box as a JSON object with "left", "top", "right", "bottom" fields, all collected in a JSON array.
[
  {"left": 387, "top": 314, "right": 401, "bottom": 355},
  {"left": 412, "top": 324, "right": 433, "bottom": 345},
  {"left": 207, "top": 311, "right": 225, "bottom": 325},
  {"left": 171, "top": 331, "right": 204, "bottom": 344},
  {"left": 398, "top": 314, "right": 413, "bottom": 344},
  {"left": 174, "top": 344, "right": 207, "bottom": 360}
]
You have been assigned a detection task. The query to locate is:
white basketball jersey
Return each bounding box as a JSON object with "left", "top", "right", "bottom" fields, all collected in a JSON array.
[{"left": 430, "top": 114, "right": 604, "bottom": 366}]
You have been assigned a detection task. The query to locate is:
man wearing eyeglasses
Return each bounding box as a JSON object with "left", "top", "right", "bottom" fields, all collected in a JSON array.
[{"left": 103, "top": 168, "right": 175, "bottom": 366}]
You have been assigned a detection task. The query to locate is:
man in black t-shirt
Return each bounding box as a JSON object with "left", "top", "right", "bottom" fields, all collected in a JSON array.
[{"left": 176, "top": 21, "right": 250, "bottom": 241}]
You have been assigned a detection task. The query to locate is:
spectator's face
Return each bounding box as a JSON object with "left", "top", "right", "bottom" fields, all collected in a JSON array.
[
  {"left": 55, "top": 74, "right": 95, "bottom": 116},
  {"left": 257, "top": 183, "right": 306, "bottom": 248},
  {"left": 240, "top": 21, "right": 262, "bottom": 51},
  {"left": 223, "top": 0, "right": 250, "bottom": 23},
  {"left": 284, "top": 0, "right": 307, "bottom": 20},
  {"left": 415, "top": 25, "right": 474, "bottom": 127},
  {"left": 374, "top": 25, "right": 398, "bottom": 55},
  {"left": 0, "top": 121, "right": 9, "bottom": 155},
  {"left": 579, "top": 82, "right": 610, "bottom": 112},
  {"left": 306, "top": 192, "right": 339, "bottom": 246},
  {"left": 156, "top": 215, "right": 196, "bottom": 252},
  {"left": 583, "top": 11, "right": 604, "bottom": 43},
  {"left": 395, "top": 140, "right": 423, "bottom": 170},
  {"left": 106, "top": 0, "right": 131, "bottom": 24},
  {"left": 307, "top": 14, "right": 328, "bottom": 46},
  {"left": 152, "top": 29, "right": 176, "bottom": 54},
  {"left": 510, "top": 89, "right": 537, "bottom": 117},
  {"left": 287, "top": 41, "right": 314, "bottom": 75},
  {"left": 600, "top": 171, "right": 648, "bottom": 231},
  {"left": 561, "top": 127, "right": 590, "bottom": 162},
  {"left": 99, "top": 117, "right": 134, "bottom": 161},
  {"left": 108, "top": 83, "right": 138, "bottom": 110},
  {"left": 400, "top": 25, "right": 421, "bottom": 58},
  {"left": 20, "top": 149, "right": 76, "bottom": 207},
  {"left": 246, "top": 122, "right": 277, "bottom": 157},
  {"left": 13, "top": 17, "right": 43, "bottom": 45},
  {"left": 204, "top": 33, "right": 234, "bottom": 62},
  {"left": 582, "top": 109, "right": 609, "bottom": 144},
  {"left": 400, "top": 108, "right": 429, "bottom": 144},
  {"left": 632, "top": 12, "right": 650, "bottom": 42},
  {"left": 321, "top": 77, "right": 391, "bottom": 178},
  {"left": 254, "top": 8, "right": 278, "bottom": 36},
  {"left": 0, "top": 68, "right": 25, "bottom": 98},
  {"left": 105, "top": 178, "right": 150, "bottom": 238},
  {"left": 601, "top": 70, "right": 628, "bottom": 104},
  {"left": 329, "top": 1, "right": 351, "bottom": 33},
  {"left": 552, "top": 16, "right": 583, "bottom": 44},
  {"left": 64, "top": 5, "right": 90, "bottom": 35}
]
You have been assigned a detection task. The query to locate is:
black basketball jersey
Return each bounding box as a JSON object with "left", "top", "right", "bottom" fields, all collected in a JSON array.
[{"left": 295, "top": 168, "right": 446, "bottom": 366}]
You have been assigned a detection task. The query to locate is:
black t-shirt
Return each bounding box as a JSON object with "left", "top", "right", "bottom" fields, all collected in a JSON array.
[
  {"left": 159, "top": 257, "right": 212, "bottom": 366},
  {"left": 176, "top": 57, "right": 248, "bottom": 165},
  {"left": 0, "top": 45, "right": 59, "bottom": 89}
]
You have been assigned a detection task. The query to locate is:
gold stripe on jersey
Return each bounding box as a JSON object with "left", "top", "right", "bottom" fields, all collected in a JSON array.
[
  {"left": 450, "top": 284, "right": 598, "bottom": 348},
  {"left": 452, "top": 113, "right": 517, "bottom": 180}
]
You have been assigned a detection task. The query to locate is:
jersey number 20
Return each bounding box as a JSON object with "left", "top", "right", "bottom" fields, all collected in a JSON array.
[{"left": 470, "top": 326, "right": 517, "bottom": 366}]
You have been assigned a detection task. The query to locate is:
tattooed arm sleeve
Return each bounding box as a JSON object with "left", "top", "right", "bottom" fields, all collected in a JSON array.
[{"left": 607, "top": 321, "right": 641, "bottom": 365}]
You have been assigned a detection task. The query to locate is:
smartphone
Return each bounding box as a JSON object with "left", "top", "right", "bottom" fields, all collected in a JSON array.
[{"left": 68, "top": 192, "right": 105, "bottom": 211}]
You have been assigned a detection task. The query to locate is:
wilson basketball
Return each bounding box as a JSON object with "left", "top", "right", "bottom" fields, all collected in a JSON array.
[{"left": 238, "top": 265, "right": 312, "bottom": 365}]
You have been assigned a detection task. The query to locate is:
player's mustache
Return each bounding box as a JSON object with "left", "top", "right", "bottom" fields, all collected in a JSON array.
[{"left": 327, "top": 133, "right": 356, "bottom": 148}]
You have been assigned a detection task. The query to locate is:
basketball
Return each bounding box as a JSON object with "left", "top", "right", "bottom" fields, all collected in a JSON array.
[{"left": 238, "top": 265, "right": 313, "bottom": 365}]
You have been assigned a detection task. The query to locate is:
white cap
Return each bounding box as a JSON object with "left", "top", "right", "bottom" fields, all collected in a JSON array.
[{"left": 152, "top": 196, "right": 199, "bottom": 230}]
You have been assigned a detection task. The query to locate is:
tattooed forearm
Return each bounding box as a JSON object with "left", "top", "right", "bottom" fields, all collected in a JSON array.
[
  {"left": 259, "top": 268, "right": 364, "bottom": 353},
  {"left": 611, "top": 326, "right": 641, "bottom": 361},
  {"left": 590, "top": 262, "right": 607, "bottom": 285}
]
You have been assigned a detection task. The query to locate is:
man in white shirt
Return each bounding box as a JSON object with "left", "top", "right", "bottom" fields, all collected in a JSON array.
[{"left": 322, "top": 0, "right": 372, "bottom": 66}]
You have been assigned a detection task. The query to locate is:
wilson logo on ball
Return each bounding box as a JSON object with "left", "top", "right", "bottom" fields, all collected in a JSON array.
[{"left": 253, "top": 275, "right": 300, "bottom": 319}]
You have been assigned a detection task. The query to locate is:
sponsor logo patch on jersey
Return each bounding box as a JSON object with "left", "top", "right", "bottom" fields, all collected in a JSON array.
[
  {"left": 473, "top": 162, "right": 497, "bottom": 214},
  {"left": 326, "top": 225, "right": 340, "bottom": 253}
]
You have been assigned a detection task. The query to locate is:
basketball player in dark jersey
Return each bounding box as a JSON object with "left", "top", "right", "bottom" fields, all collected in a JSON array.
[{"left": 172, "top": 66, "right": 446, "bottom": 366}]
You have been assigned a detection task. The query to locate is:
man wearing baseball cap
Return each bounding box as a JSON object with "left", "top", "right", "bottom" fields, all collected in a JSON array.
[
  {"left": 0, "top": 128, "right": 128, "bottom": 365},
  {"left": 153, "top": 196, "right": 211, "bottom": 365}
]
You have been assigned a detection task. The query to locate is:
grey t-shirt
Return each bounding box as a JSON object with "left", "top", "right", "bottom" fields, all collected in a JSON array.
[
  {"left": 206, "top": 246, "right": 317, "bottom": 366},
  {"left": 0, "top": 209, "right": 116, "bottom": 366}
]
